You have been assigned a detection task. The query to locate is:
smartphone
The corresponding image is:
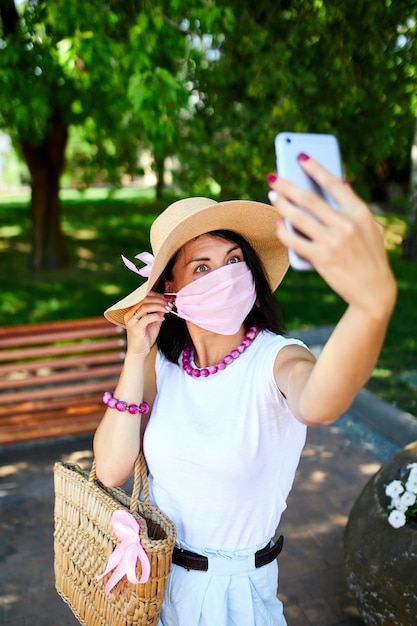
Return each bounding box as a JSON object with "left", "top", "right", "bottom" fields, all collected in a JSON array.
[{"left": 275, "top": 132, "right": 343, "bottom": 270}]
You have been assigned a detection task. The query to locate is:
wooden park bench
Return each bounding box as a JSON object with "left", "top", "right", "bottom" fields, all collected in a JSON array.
[{"left": 0, "top": 317, "right": 126, "bottom": 445}]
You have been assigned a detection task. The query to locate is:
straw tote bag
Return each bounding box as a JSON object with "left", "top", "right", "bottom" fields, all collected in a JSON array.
[{"left": 54, "top": 451, "right": 176, "bottom": 626}]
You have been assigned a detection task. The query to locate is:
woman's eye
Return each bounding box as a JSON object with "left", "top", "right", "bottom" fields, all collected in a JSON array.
[
  {"left": 195, "top": 264, "right": 209, "bottom": 273},
  {"left": 227, "top": 256, "right": 240, "bottom": 265}
]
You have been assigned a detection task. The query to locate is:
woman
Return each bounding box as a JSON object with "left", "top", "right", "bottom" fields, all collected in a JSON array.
[{"left": 94, "top": 155, "right": 396, "bottom": 625}]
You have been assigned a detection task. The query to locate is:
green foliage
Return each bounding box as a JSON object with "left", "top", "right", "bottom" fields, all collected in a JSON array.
[
  {"left": 122, "top": 1, "right": 235, "bottom": 175},
  {"left": 175, "top": 0, "right": 417, "bottom": 201},
  {"left": 0, "top": 0, "right": 234, "bottom": 186},
  {"left": 1, "top": 0, "right": 417, "bottom": 199},
  {"left": 0, "top": 0, "right": 136, "bottom": 169},
  {"left": 1, "top": 0, "right": 417, "bottom": 233}
]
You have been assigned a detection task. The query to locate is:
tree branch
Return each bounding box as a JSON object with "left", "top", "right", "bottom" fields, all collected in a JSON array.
[
  {"left": 145, "top": 0, "right": 196, "bottom": 36},
  {"left": 0, "top": 0, "right": 19, "bottom": 37}
]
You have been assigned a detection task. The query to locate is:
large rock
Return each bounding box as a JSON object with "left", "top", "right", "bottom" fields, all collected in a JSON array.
[{"left": 344, "top": 442, "right": 417, "bottom": 626}]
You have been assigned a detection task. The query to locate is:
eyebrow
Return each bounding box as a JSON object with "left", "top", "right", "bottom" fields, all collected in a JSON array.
[{"left": 187, "top": 245, "right": 241, "bottom": 266}]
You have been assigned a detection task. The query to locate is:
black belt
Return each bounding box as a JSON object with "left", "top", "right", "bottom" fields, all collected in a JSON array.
[{"left": 172, "top": 535, "right": 284, "bottom": 572}]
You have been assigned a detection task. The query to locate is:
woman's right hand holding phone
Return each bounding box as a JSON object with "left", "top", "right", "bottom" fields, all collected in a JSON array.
[{"left": 268, "top": 155, "right": 396, "bottom": 317}]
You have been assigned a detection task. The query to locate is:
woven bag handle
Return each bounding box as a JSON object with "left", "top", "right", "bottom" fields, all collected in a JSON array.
[{"left": 89, "top": 450, "right": 150, "bottom": 514}]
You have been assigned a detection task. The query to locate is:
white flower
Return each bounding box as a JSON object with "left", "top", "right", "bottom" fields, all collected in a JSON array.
[
  {"left": 399, "top": 490, "right": 416, "bottom": 508},
  {"left": 391, "top": 496, "right": 408, "bottom": 513},
  {"left": 385, "top": 467, "right": 417, "bottom": 527},
  {"left": 388, "top": 509, "right": 407, "bottom": 529},
  {"left": 407, "top": 465, "right": 417, "bottom": 482},
  {"left": 405, "top": 475, "right": 417, "bottom": 494},
  {"left": 385, "top": 480, "right": 404, "bottom": 498}
]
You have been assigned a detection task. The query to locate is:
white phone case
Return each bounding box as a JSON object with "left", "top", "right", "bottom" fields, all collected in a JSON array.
[{"left": 275, "top": 132, "right": 343, "bottom": 270}]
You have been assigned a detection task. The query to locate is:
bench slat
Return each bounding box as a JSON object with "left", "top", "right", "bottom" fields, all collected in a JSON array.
[
  {"left": 0, "top": 350, "right": 124, "bottom": 377},
  {"left": 0, "top": 323, "right": 124, "bottom": 348},
  {"left": 0, "top": 316, "right": 114, "bottom": 338},
  {"left": 0, "top": 407, "right": 104, "bottom": 444},
  {"left": 0, "top": 337, "right": 125, "bottom": 363},
  {"left": 0, "top": 393, "right": 104, "bottom": 415},
  {"left": 0, "top": 391, "right": 105, "bottom": 413},
  {"left": 0, "top": 370, "right": 121, "bottom": 404}
]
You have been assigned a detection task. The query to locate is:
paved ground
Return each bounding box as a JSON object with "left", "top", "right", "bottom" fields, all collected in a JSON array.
[
  {"left": 0, "top": 420, "right": 390, "bottom": 626},
  {"left": 278, "top": 422, "right": 380, "bottom": 626}
]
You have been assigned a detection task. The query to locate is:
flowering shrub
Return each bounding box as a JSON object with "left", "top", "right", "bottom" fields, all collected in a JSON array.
[{"left": 385, "top": 462, "right": 417, "bottom": 529}]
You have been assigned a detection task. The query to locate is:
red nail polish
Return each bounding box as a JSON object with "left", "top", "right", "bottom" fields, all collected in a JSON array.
[
  {"left": 297, "top": 152, "right": 310, "bottom": 162},
  {"left": 266, "top": 173, "right": 278, "bottom": 184}
]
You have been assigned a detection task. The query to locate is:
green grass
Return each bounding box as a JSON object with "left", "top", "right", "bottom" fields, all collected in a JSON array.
[{"left": 1, "top": 189, "right": 416, "bottom": 418}]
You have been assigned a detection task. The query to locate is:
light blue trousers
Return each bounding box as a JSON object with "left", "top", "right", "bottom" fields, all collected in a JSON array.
[{"left": 158, "top": 542, "right": 287, "bottom": 626}]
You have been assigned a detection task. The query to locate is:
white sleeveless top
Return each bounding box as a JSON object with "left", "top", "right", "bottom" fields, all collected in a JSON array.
[{"left": 143, "top": 330, "right": 307, "bottom": 551}]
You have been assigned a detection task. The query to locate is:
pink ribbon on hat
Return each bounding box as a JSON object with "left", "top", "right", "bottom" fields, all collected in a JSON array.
[
  {"left": 121, "top": 252, "right": 154, "bottom": 278},
  {"left": 97, "top": 510, "right": 151, "bottom": 595}
]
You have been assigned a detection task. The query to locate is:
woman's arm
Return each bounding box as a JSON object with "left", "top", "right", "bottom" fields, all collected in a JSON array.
[
  {"left": 93, "top": 292, "right": 170, "bottom": 486},
  {"left": 269, "top": 156, "right": 397, "bottom": 425}
]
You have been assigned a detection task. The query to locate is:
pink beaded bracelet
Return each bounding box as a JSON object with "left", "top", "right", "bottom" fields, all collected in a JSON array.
[{"left": 103, "top": 391, "right": 150, "bottom": 415}]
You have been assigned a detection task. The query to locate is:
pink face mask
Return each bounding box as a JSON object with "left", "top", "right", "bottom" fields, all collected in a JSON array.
[{"left": 165, "top": 262, "right": 256, "bottom": 335}]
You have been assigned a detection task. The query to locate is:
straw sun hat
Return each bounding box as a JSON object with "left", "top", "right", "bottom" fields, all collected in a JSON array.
[{"left": 104, "top": 197, "right": 289, "bottom": 328}]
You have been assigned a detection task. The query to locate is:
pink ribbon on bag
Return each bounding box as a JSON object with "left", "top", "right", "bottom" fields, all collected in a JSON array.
[
  {"left": 97, "top": 510, "right": 151, "bottom": 595},
  {"left": 121, "top": 252, "right": 154, "bottom": 278}
]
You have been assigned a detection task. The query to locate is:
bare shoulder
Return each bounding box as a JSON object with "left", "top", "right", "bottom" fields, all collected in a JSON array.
[
  {"left": 273, "top": 343, "right": 316, "bottom": 397},
  {"left": 275, "top": 342, "right": 316, "bottom": 367}
]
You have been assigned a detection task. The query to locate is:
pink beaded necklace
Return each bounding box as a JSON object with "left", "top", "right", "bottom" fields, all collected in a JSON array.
[{"left": 182, "top": 326, "right": 258, "bottom": 378}]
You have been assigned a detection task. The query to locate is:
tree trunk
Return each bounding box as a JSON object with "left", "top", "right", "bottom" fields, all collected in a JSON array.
[
  {"left": 402, "top": 110, "right": 417, "bottom": 261},
  {"left": 154, "top": 154, "right": 165, "bottom": 200},
  {"left": 21, "top": 108, "right": 69, "bottom": 270}
]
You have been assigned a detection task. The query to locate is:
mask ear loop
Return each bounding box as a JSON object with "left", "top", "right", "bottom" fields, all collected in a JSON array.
[{"left": 163, "top": 293, "right": 178, "bottom": 315}]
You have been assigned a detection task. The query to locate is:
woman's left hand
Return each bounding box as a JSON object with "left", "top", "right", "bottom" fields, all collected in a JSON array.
[{"left": 268, "top": 156, "right": 396, "bottom": 317}]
